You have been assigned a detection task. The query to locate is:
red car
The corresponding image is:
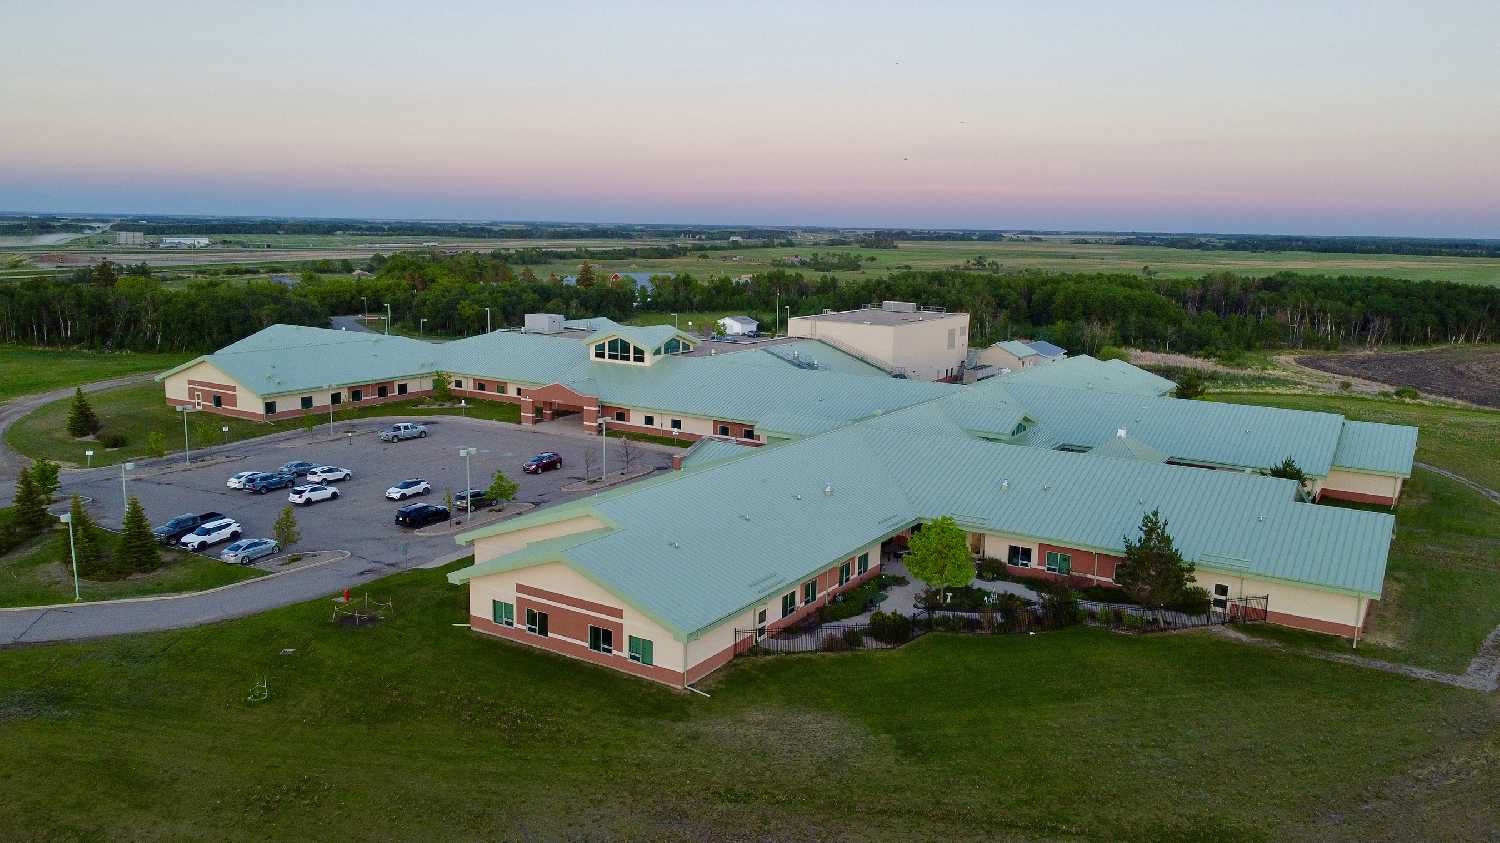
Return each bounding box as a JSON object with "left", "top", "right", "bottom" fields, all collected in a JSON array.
[{"left": 523, "top": 451, "right": 562, "bottom": 474}]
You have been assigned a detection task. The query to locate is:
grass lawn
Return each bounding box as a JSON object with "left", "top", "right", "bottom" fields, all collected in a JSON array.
[
  {"left": 1212, "top": 392, "right": 1500, "bottom": 492},
  {"left": 4, "top": 381, "right": 521, "bottom": 468},
  {"left": 0, "top": 561, "right": 1495, "bottom": 839},
  {"left": 0, "top": 347, "right": 193, "bottom": 404},
  {"left": 0, "top": 523, "right": 262, "bottom": 608}
]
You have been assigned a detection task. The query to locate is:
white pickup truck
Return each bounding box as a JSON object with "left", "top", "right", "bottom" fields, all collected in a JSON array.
[{"left": 378, "top": 422, "right": 429, "bottom": 442}]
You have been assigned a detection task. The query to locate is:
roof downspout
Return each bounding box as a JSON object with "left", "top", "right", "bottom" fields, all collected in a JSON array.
[{"left": 1352, "top": 596, "right": 1363, "bottom": 650}]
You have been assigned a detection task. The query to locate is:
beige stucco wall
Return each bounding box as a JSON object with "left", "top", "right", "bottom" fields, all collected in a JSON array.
[
  {"left": 606, "top": 407, "right": 716, "bottom": 437},
  {"left": 1314, "top": 470, "right": 1403, "bottom": 501},
  {"left": 467, "top": 561, "right": 687, "bottom": 673},
  {"left": 977, "top": 531, "right": 1039, "bottom": 566},
  {"left": 162, "top": 360, "right": 256, "bottom": 405},
  {"left": 1197, "top": 567, "right": 1369, "bottom": 630},
  {"left": 790, "top": 312, "right": 969, "bottom": 381}
]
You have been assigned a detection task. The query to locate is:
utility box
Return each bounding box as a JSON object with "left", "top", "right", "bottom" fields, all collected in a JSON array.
[
  {"left": 881, "top": 300, "right": 916, "bottom": 313},
  {"left": 523, "top": 313, "right": 564, "bottom": 334}
]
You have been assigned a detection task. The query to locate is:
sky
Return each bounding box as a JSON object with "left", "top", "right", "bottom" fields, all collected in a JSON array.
[{"left": 2, "top": 0, "right": 1498, "bottom": 236}]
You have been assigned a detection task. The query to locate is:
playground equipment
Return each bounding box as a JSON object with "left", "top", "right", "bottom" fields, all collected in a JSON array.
[
  {"left": 245, "top": 678, "right": 270, "bottom": 704},
  {"left": 331, "top": 591, "right": 393, "bottom": 626}
]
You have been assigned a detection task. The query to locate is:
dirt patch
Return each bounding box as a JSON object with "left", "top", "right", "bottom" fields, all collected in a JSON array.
[{"left": 1296, "top": 346, "right": 1500, "bottom": 407}]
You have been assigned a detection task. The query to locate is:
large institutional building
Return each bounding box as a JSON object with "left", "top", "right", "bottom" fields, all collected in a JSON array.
[{"left": 160, "top": 312, "right": 1417, "bottom": 688}]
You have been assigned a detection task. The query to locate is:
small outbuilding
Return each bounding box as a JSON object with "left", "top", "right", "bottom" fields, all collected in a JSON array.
[{"left": 717, "top": 315, "right": 759, "bottom": 336}]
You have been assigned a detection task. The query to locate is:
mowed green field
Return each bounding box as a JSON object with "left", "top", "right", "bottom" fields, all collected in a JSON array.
[
  {"left": 4, "top": 380, "right": 521, "bottom": 468},
  {"left": 0, "top": 347, "right": 193, "bottom": 404},
  {"left": 0, "top": 560, "right": 1495, "bottom": 840}
]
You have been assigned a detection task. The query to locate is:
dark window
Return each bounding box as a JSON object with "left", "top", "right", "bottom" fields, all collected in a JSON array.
[
  {"left": 588, "top": 626, "right": 613, "bottom": 654},
  {"left": 670, "top": 419, "right": 682, "bottom": 430},
  {"left": 717, "top": 425, "right": 730, "bottom": 436},
  {"left": 263, "top": 401, "right": 276, "bottom": 415},
  {"left": 839, "top": 562, "right": 851, "bottom": 586},
  {"left": 515, "top": 386, "right": 523, "bottom": 396},
  {"left": 781, "top": 592, "right": 796, "bottom": 618},
  {"left": 330, "top": 392, "right": 341, "bottom": 405},
  {"left": 351, "top": 389, "right": 363, "bottom": 402},
  {"left": 525, "top": 608, "right": 549, "bottom": 637},
  {"left": 756, "top": 609, "right": 767, "bottom": 638},
  {"left": 476, "top": 382, "right": 487, "bottom": 392},
  {"left": 802, "top": 580, "right": 817, "bottom": 605},
  {"left": 212, "top": 395, "right": 222, "bottom": 408},
  {"left": 492, "top": 600, "right": 514, "bottom": 627},
  {"left": 397, "top": 383, "right": 408, "bottom": 395},
  {"left": 632, "top": 346, "right": 644, "bottom": 363},
  {"left": 377, "top": 385, "right": 389, "bottom": 398},
  {"left": 743, "top": 427, "right": 755, "bottom": 440},
  {"left": 614, "top": 410, "right": 626, "bottom": 422},
  {"left": 644, "top": 415, "right": 654, "bottom": 426},
  {"left": 452, "top": 380, "right": 462, "bottom": 390},
  {"left": 857, "top": 552, "right": 869, "bottom": 575},
  {"left": 1008, "top": 546, "right": 1032, "bottom": 568},
  {"left": 594, "top": 342, "right": 606, "bottom": 359},
  {"left": 1212, "top": 583, "right": 1229, "bottom": 610},
  {"left": 300, "top": 396, "right": 313, "bottom": 410}
]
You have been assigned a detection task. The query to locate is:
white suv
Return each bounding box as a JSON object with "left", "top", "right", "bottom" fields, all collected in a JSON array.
[
  {"left": 306, "top": 465, "right": 352, "bottom": 483},
  {"left": 385, "top": 478, "right": 431, "bottom": 500},
  {"left": 288, "top": 484, "right": 339, "bottom": 506},
  {"left": 179, "top": 518, "right": 242, "bottom": 551}
]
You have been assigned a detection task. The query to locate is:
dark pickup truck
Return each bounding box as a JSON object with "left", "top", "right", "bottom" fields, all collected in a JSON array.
[{"left": 152, "top": 511, "right": 226, "bottom": 545}]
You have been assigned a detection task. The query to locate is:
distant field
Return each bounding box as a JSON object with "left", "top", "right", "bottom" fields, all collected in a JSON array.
[
  {"left": 8, "top": 238, "right": 1500, "bottom": 286},
  {"left": 1296, "top": 345, "right": 1500, "bottom": 407},
  {"left": 0, "top": 348, "right": 193, "bottom": 403}
]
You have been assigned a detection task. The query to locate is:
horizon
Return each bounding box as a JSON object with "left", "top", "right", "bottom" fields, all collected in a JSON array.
[{"left": 4, "top": 1, "right": 1498, "bottom": 238}]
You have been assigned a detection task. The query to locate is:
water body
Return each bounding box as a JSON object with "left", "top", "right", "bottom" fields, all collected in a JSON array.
[{"left": 560, "top": 271, "right": 666, "bottom": 292}]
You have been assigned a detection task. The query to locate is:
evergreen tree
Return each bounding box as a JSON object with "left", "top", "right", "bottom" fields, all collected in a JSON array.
[
  {"left": 1115, "top": 510, "right": 1194, "bottom": 610},
  {"left": 66, "top": 387, "right": 101, "bottom": 437},
  {"left": 12, "top": 469, "right": 51, "bottom": 536},
  {"left": 1266, "top": 457, "right": 1307, "bottom": 484},
  {"left": 116, "top": 496, "right": 161, "bottom": 574},
  {"left": 273, "top": 505, "right": 300, "bottom": 549},
  {"left": 576, "top": 261, "right": 596, "bottom": 288},
  {"left": 68, "top": 494, "right": 104, "bottom": 578}
]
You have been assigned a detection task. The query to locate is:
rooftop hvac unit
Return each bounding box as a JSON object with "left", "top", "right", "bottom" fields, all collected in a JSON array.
[
  {"left": 881, "top": 300, "right": 917, "bottom": 313},
  {"left": 523, "top": 313, "right": 564, "bottom": 335}
]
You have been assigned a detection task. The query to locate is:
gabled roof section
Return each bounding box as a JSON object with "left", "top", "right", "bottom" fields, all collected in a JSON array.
[
  {"left": 994, "top": 339, "right": 1039, "bottom": 358},
  {"left": 677, "top": 437, "right": 764, "bottom": 472},
  {"left": 995, "top": 355, "right": 1176, "bottom": 396},
  {"left": 1333, "top": 420, "right": 1418, "bottom": 477},
  {"left": 1089, "top": 433, "right": 1169, "bottom": 463},
  {"left": 1026, "top": 339, "right": 1067, "bottom": 358},
  {"left": 584, "top": 323, "right": 696, "bottom": 352}
]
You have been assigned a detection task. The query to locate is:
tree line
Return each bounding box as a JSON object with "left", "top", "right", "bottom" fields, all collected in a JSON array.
[
  {"left": 0, "top": 253, "right": 1494, "bottom": 355},
  {"left": 1118, "top": 234, "right": 1500, "bottom": 259}
]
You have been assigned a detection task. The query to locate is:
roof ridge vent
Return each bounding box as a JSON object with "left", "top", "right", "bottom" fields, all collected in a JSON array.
[
  {"left": 1000, "top": 479, "right": 1010, "bottom": 492},
  {"left": 823, "top": 484, "right": 833, "bottom": 496},
  {"left": 1117, "top": 428, "right": 1127, "bottom": 438}
]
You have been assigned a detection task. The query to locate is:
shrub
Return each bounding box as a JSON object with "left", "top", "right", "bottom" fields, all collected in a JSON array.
[
  {"left": 867, "top": 611, "right": 913, "bottom": 644},
  {"left": 1172, "top": 585, "right": 1212, "bottom": 616},
  {"left": 1393, "top": 386, "right": 1420, "bottom": 400},
  {"left": 97, "top": 431, "right": 128, "bottom": 448},
  {"left": 875, "top": 573, "right": 909, "bottom": 589},
  {"left": 146, "top": 431, "right": 167, "bottom": 458},
  {"left": 842, "top": 628, "right": 865, "bottom": 649},
  {"left": 975, "top": 556, "right": 1007, "bottom": 581},
  {"left": 1338, "top": 380, "right": 1352, "bottom": 391}
]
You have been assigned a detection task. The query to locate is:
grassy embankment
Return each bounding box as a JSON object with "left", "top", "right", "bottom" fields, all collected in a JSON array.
[
  {"left": 0, "top": 348, "right": 194, "bottom": 404},
  {"left": 1213, "top": 393, "right": 1500, "bottom": 673},
  {"left": 0, "top": 559, "right": 1496, "bottom": 839},
  {"left": 4, "top": 381, "right": 521, "bottom": 468}
]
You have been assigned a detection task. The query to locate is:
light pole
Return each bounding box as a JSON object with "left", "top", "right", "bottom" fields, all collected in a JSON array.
[
  {"left": 485, "top": 307, "right": 491, "bottom": 333},
  {"left": 176, "top": 404, "right": 198, "bottom": 464},
  {"left": 784, "top": 305, "right": 790, "bottom": 335},
  {"left": 384, "top": 303, "right": 391, "bottom": 335},
  {"left": 419, "top": 318, "right": 427, "bottom": 337},
  {"left": 599, "top": 418, "right": 607, "bottom": 481},
  {"left": 459, "top": 447, "right": 476, "bottom": 515},
  {"left": 672, "top": 312, "right": 678, "bottom": 329},
  {"left": 775, "top": 291, "right": 779, "bottom": 335},
  {"left": 119, "top": 461, "right": 134, "bottom": 514},
  {"left": 59, "top": 512, "right": 79, "bottom": 601},
  {"left": 324, "top": 385, "right": 335, "bottom": 428},
  {"left": 361, "top": 296, "right": 368, "bottom": 320}
]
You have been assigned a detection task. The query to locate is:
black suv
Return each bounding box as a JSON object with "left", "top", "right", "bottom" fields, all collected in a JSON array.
[
  {"left": 246, "top": 472, "right": 295, "bottom": 494},
  {"left": 152, "top": 511, "right": 225, "bottom": 545},
  {"left": 395, "top": 503, "right": 449, "bottom": 529},
  {"left": 454, "top": 489, "right": 490, "bottom": 512}
]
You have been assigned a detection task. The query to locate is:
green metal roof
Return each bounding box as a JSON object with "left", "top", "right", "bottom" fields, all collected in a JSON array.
[
  {"left": 996, "top": 355, "right": 1176, "bottom": 396},
  {"left": 583, "top": 323, "right": 695, "bottom": 352},
  {"left": 994, "top": 340, "right": 1040, "bottom": 358},
  {"left": 450, "top": 386, "right": 1400, "bottom": 636},
  {"left": 677, "top": 437, "right": 761, "bottom": 472},
  {"left": 1332, "top": 420, "right": 1419, "bottom": 477},
  {"left": 1090, "top": 433, "right": 1169, "bottom": 463}
]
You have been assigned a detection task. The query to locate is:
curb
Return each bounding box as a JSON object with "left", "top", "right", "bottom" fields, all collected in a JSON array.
[{"left": 0, "top": 549, "right": 351, "bottom": 613}]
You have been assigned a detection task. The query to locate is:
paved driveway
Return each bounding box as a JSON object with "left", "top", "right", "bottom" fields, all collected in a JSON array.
[{"left": 1, "top": 415, "right": 675, "bottom": 646}]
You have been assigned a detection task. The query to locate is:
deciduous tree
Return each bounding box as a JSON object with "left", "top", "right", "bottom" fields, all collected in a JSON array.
[
  {"left": 273, "top": 505, "right": 300, "bottom": 549},
  {"left": 905, "top": 516, "right": 973, "bottom": 602},
  {"left": 485, "top": 470, "right": 519, "bottom": 506}
]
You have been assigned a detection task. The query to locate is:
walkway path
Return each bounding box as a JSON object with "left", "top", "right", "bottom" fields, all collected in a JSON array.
[
  {"left": 1214, "top": 624, "right": 1500, "bottom": 693},
  {"left": 1416, "top": 461, "right": 1500, "bottom": 506},
  {"left": 0, "top": 372, "right": 158, "bottom": 506}
]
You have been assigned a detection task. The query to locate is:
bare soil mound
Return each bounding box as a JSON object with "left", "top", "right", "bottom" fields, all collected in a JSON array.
[{"left": 1296, "top": 346, "right": 1500, "bottom": 408}]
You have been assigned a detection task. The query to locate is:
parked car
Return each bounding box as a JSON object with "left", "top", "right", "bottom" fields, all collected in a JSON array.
[
  {"left": 225, "top": 471, "right": 261, "bottom": 490},
  {"left": 279, "top": 460, "right": 319, "bottom": 476},
  {"left": 152, "top": 511, "right": 225, "bottom": 545},
  {"left": 306, "top": 465, "right": 352, "bottom": 483},
  {"left": 384, "top": 478, "right": 431, "bottom": 500},
  {"left": 522, "top": 451, "right": 562, "bottom": 474},
  {"left": 454, "top": 489, "right": 490, "bottom": 512},
  {"left": 288, "top": 484, "right": 339, "bottom": 506},
  {"left": 179, "top": 518, "right": 242, "bottom": 551},
  {"left": 379, "top": 423, "right": 429, "bottom": 442},
  {"left": 220, "top": 538, "right": 280, "bottom": 564},
  {"left": 245, "top": 472, "right": 295, "bottom": 494},
  {"left": 394, "top": 503, "right": 449, "bottom": 529}
]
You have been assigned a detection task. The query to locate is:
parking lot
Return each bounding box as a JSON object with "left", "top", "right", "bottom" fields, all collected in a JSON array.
[{"left": 57, "top": 416, "right": 676, "bottom": 572}]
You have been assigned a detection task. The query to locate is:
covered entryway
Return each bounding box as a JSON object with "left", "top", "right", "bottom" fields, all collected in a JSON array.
[{"left": 520, "top": 383, "right": 599, "bottom": 430}]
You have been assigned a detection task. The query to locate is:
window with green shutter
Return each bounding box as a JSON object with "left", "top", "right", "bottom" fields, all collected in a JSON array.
[
  {"left": 856, "top": 552, "right": 869, "bottom": 575},
  {"left": 839, "top": 562, "right": 851, "bottom": 586},
  {"left": 492, "top": 600, "right": 514, "bottom": 627},
  {"left": 802, "top": 579, "right": 817, "bottom": 605},
  {"left": 628, "top": 635, "right": 654, "bottom": 665},
  {"left": 781, "top": 592, "right": 796, "bottom": 618},
  {"left": 1045, "top": 551, "right": 1072, "bottom": 574}
]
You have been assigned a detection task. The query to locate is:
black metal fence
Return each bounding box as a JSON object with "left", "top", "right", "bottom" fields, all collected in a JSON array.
[{"left": 735, "top": 596, "right": 1268, "bottom": 657}]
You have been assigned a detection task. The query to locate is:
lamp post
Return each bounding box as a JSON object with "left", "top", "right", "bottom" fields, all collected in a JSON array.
[
  {"left": 384, "top": 303, "right": 391, "bottom": 335},
  {"left": 784, "top": 305, "right": 790, "bottom": 335},
  {"left": 775, "top": 291, "right": 779, "bottom": 335},
  {"left": 324, "top": 385, "right": 335, "bottom": 428},
  {"left": 672, "top": 312, "right": 678, "bottom": 329},
  {"left": 84, "top": 449, "right": 94, "bottom": 468},
  {"left": 119, "top": 461, "right": 134, "bottom": 514},
  {"left": 459, "top": 447, "right": 476, "bottom": 516},
  {"left": 175, "top": 404, "right": 198, "bottom": 464},
  {"left": 599, "top": 417, "right": 607, "bottom": 481},
  {"left": 361, "top": 296, "right": 368, "bottom": 320},
  {"left": 485, "top": 307, "right": 491, "bottom": 333},
  {"left": 58, "top": 512, "right": 79, "bottom": 601}
]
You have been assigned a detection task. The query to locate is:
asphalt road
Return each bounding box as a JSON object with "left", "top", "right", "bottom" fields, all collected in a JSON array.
[{"left": 0, "top": 415, "right": 674, "bottom": 646}]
